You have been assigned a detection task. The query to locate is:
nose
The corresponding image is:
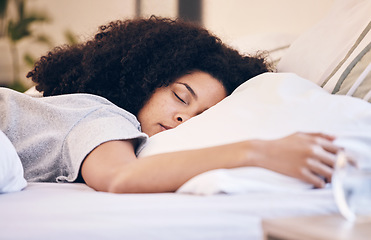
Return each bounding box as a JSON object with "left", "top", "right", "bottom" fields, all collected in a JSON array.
[{"left": 175, "top": 113, "right": 191, "bottom": 124}]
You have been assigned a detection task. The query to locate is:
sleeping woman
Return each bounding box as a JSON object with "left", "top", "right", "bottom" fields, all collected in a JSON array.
[{"left": 0, "top": 16, "right": 340, "bottom": 193}]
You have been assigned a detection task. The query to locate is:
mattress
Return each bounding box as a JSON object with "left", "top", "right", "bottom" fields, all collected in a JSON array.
[{"left": 0, "top": 182, "right": 337, "bottom": 240}]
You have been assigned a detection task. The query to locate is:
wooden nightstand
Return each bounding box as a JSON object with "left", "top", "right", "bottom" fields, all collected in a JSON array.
[{"left": 262, "top": 214, "right": 371, "bottom": 240}]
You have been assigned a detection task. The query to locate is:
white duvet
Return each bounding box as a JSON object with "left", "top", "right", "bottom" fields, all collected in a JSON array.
[
  {"left": 139, "top": 72, "right": 371, "bottom": 195},
  {"left": 0, "top": 130, "right": 27, "bottom": 193}
]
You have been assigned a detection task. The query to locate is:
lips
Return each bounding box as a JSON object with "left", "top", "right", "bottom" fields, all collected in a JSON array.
[{"left": 160, "top": 124, "right": 173, "bottom": 132}]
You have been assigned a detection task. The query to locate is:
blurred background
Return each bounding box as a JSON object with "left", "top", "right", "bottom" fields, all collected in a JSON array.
[{"left": 0, "top": 0, "right": 334, "bottom": 91}]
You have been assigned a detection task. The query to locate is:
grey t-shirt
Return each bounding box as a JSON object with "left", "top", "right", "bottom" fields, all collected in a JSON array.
[{"left": 0, "top": 87, "right": 148, "bottom": 183}]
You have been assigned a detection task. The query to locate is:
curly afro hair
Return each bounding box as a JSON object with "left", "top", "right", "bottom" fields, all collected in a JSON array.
[{"left": 27, "top": 16, "right": 271, "bottom": 116}]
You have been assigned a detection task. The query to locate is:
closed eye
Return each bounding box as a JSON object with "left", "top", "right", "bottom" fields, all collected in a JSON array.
[{"left": 173, "top": 92, "right": 186, "bottom": 104}]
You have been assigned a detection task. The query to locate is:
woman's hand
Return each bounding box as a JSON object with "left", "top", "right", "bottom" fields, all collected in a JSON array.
[{"left": 251, "top": 132, "right": 341, "bottom": 188}]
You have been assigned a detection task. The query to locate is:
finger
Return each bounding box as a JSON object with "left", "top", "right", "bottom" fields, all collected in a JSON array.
[
  {"left": 319, "top": 152, "right": 337, "bottom": 168},
  {"left": 300, "top": 167, "right": 326, "bottom": 188},
  {"left": 321, "top": 141, "right": 341, "bottom": 154},
  {"left": 313, "top": 146, "right": 338, "bottom": 168},
  {"left": 311, "top": 137, "right": 340, "bottom": 167},
  {"left": 306, "top": 132, "right": 337, "bottom": 142},
  {"left": 306, "top": 158, "right": 333, "bottom": 182}
]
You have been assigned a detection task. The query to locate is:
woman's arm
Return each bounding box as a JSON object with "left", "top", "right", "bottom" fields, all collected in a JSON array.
[{"left": 81, "top": 132, "right": 340, "bottom": 193}]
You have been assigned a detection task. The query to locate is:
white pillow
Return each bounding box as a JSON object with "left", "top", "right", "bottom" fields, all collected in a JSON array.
[
  {"left": 0, "top": 131, "right": 27, "bottom": 193},
  {"left": 325, "top": 30, "right": 371, "bottom": 102},
  {"left": 139, "top": 72, "right": 371, "bottom": 156},
  {"left": 138, "top": 73, "right": 371, "bottom": 194},
  {"left": 277, "top": 0, "right": 371, "bottom": 87}
]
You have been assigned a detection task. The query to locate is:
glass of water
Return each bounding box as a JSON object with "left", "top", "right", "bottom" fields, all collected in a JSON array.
[{"left": 332, "top": 149, "right": 371, "bottom": 222}]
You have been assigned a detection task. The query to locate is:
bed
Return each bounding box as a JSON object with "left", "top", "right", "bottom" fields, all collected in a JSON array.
[{"left": 1, "top": 0, "right": 371, "bottom": 239}]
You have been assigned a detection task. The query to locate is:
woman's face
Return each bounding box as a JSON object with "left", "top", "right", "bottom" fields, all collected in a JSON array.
[{"left": 137, "top": 71, "right": 227, "bottom": 137}]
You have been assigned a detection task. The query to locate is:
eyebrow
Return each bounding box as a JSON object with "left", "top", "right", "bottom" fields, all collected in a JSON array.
[{"left": 176, "top": 82, "right": 198, "bottom": 100}]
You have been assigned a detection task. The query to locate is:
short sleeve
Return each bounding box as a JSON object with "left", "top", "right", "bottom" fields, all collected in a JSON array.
[{"left": 59, "top": 106, "right": 148, "bottom": 182}]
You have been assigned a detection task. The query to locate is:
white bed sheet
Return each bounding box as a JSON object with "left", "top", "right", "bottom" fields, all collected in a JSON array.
[{"left": 0, "top": 182, "right": 338, "bottom": 240}]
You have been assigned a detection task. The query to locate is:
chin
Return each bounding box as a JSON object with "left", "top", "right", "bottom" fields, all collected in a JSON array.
[{"left": 147, "top": 130, "right": 159, "bottom": 137}]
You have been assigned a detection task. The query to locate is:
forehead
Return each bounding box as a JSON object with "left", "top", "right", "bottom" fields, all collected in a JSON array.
[{"left": 174, "top": 71, "right": 226, "bottom": 96}]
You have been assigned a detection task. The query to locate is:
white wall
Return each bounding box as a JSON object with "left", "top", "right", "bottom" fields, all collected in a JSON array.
[
  {"left": 202, "top": 0, "right": 334, "bottom": 43},
  {"left": 0, "top": 0, "right": 334, "bottom": 87},
  {"left": 29, "top": 0, "right": 177, "bottom": 45}
]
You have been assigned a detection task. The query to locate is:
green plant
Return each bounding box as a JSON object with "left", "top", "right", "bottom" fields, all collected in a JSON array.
[
  {"left": 3, "top": 0, "right": 51, "bottom": 92},
  {"left": 0, "top": 0, "right": 9, "bottom": 36},
  {"left": 1, "top": 0, "right": 79, "bottom": 92},
  {"left": 23, "top": 29, "right": 79, "bottom": 71},
  {"left": 64, "top": 29, "right": 79, "bottom": 46}
]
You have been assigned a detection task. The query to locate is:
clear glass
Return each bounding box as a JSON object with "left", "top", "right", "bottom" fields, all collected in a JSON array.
[{"left": 332, "top": 149, "right": 371, "bottom": 222}]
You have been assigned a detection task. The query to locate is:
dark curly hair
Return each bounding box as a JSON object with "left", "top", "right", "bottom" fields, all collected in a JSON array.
[{"left": 27, "top": 16, "right": 271, "bottom": 116}]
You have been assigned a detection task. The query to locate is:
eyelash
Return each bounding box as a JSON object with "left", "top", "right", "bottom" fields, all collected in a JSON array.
[{"left": 173, "top": 92, "right": 186, "bottom": 104}]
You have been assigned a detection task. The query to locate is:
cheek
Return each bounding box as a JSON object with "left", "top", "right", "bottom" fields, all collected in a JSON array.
[
  {"left": 139, "top": 88, "right": 181, "bottom": 125},
  {"left": 158, "top": 100, "right": 178, "bottom": 120},
  {"left": 153, "top": 92, "right": 178, "bottom": 113},
  {"left": 140, "top": 97, "right": 173, "bottom": 122}
]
